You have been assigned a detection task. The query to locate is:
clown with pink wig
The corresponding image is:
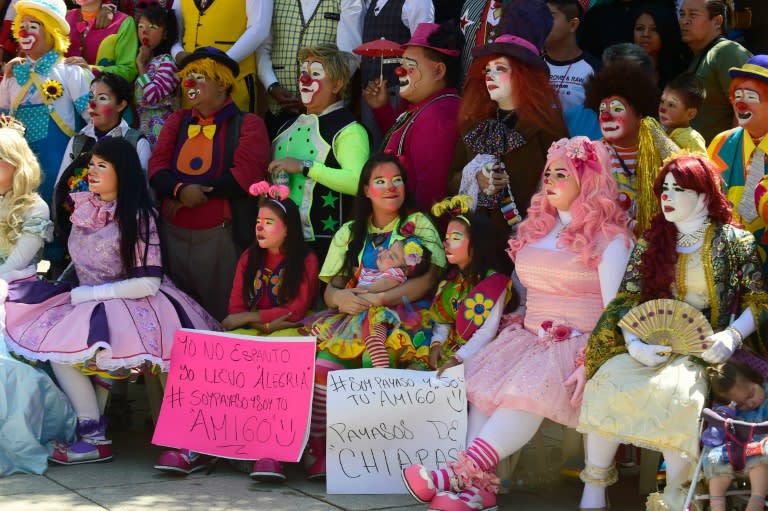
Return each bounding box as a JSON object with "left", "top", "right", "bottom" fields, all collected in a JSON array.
[{"left": 402, "top": 136, "right": 633, "bottom": 511}]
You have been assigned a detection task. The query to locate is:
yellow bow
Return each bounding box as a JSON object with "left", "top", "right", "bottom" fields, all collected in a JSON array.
[{"left": 187, "top": 123, "right": 217, "bottom": 140}]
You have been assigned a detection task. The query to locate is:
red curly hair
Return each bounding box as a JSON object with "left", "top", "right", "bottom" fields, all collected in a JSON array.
[
  {"left": 638, "top": 154, "right": 732, "bottom": 301},
  {"left": 458, "top": 54, "right": 565, "bottom": 136}
]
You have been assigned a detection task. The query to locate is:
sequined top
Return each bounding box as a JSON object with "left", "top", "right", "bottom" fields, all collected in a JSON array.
[
  {"left": 585, "top": 222, "right": 768, "bottom": 379},
  {"left": 68, "top": 192, "right": 162, "bottom": 286}
]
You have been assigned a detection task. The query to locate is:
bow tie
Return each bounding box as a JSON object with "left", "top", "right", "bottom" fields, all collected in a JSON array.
[{"left": 187, "top": 123, "right": 216, "bottom": 140}]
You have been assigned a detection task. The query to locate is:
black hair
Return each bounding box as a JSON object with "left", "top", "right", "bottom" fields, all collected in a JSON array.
[
  {"left": 446, "top": 212, "right": 505, "bottom": 288},
  {"left": 393, "top": 238, "right": 432, "bottom": 278},
  {"left": 584, "top": 59, "right": 660, "bottom": 118},
  {"left": 91, "top": 72, "right": 133, "bottom": 113},
  {"left": 338, "top": 153, "right": 425, "bottom": 282},
  {"left": 547, "top": 0, "right": 582, "bottom": 20},
  {"left": 424, "top": 21, "right": 465, "bottom": 90},
  {"left": 89, "top": 137, "right": 159, "bottom": 278},
  {"left": 665, "top": 71, "right": 706, "bottom": 110},
  {"left": 630, "top": 3, "right": 692, "bottom": 88},
  {"left": 241, "top": 198, "right": 311, "bottom": 306},
  {"left": 707, "top": 358, "right": 765, "bottom": 404},
  {"left": 601, "top": 42, "right": 655, "bottom": 74},
  {"left": 137, "top": 4, "right": 178, "bottom": 57},
  {"left": 704, "top": 0, "right": 729, "bottom": 34}
]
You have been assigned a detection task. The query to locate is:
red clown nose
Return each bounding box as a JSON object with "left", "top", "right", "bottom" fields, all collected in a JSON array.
[
  {"left": 299, "top": 73, "right": 312, "bottom": 85},
  {"left": 88, "top": 100, "right": 96, "bottom": 110},
  {"left": 394, "top": 66, "right": 407, "bottom": 77},
  {"left": 19, "top": 30, "right": 28, "bottom": 38},
  {"left": 183, "top": 78, "right": 196, "bottom": 88}
]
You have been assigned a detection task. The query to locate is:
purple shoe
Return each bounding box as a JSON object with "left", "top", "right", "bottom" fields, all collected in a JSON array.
[
  {"left": 249, "top": 458, "right": 286, "bottom": 482},
  {"left": 49, "top": 417, "right": 113, "bottom": 465},
  {"left": 154, "top": 449, "right": 209, "bottom": 475}
]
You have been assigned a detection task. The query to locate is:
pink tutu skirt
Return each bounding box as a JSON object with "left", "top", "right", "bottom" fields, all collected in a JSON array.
[
  {"left": 465, "top": 324, "right": 586, "bottom": 428},
  {"left": 4, "top": 276, "right": 220, "bottom": 372}
]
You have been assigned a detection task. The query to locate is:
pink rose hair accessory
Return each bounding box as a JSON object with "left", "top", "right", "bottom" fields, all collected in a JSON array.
[
  {"left": 547, "top": 137, "right": 600, "bottom": 179},
  {"left": 249, "top": 181, "right": 290, "bottom": 201}
]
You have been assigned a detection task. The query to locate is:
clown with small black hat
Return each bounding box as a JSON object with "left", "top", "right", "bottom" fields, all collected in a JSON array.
[
  {"left": 148, "top": 46, "right": 269, "bottom": 328},
  {"left": 710, "top": 55, "right": 768, "bottom": 266}
]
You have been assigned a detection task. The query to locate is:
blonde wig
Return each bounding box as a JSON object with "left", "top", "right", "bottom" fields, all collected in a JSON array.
[
  {"left": 0, "top": 127, "right": 44, "bottom": 254},
  {"left": 13, "top": 8, "right": 70, "bottom": 54}
]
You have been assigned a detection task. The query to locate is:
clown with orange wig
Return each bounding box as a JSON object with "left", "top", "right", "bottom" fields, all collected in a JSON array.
[
  {"left": 0, "top": 0, "right": 92, "bottom": 215},
  {"left": 709, "top": 55, "right": 768, "bottom": 265}
]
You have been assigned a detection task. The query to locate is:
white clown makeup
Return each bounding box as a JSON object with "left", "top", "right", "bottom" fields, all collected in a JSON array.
[
  {"left": 543, "top": 159, "right": 580, "bottom": 211},
  {"left": 255, "top": 205, "right": 287, "bottom": 252},
  {"left": 364, "top": 162, "right": 406, "bottom": 214},
  {"left": 484, "top": 57, "right": 513, "bottom": 104},
  {"left": 599, "top": 96, "right": 640, "bottom": 147},
  {"left": 660, "top": 172, "right": 701, "bottom": 223},
  {"left": 396, "top": 56, "right": 420, "bottom": 97},
  {"left": 183, "top": 72, "right": 207, "bottom": 102},
  {"left": 444, "top": 220, "right": 471, "bottom": 269},
  {"left": 299, "top": 60, "right": 325, "bottom": 105},
  {"left": 18, "top": 17, "right": 42, "bottom": 52},
  {"left": 732, "top": 83, "right": 768, "bottom": 137}
]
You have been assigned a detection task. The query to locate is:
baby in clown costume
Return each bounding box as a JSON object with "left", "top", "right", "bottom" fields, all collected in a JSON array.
[{"left": 0, "top": 0, "right": 91, "bottom": 262}]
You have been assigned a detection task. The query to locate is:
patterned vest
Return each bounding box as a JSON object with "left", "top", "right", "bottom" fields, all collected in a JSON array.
[
  {"left": 180, "top": 0, "right": 255, "bottom": 78},
  {"left": 361, "top": 0, "right": 410, "bottom": 86},
  {"left": 269, "top": 0, "right": 342, "bottom": 113}
]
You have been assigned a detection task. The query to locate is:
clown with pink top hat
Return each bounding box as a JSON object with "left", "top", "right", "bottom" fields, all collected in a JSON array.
[{"left": 363, "top": 21, "right": 463, "bottom": 212}]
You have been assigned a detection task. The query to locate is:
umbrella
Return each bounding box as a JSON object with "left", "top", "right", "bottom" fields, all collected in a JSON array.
[{"left": 353, "top": 37, "right": 403, "bottom": 82}]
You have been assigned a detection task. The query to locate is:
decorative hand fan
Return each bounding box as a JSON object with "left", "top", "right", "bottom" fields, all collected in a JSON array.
[{"left": 618, "top": 299, "right": 714, "bottom": 355}]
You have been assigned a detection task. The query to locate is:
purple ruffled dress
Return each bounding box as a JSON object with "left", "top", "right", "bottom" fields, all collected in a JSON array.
[{"left": 3, "top": 192, "right": 220, "bottom": 372}]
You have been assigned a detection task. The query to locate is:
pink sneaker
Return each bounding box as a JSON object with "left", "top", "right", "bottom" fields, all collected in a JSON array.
[
  {"left": 154, "top": 449, "right": 208, "bottom": 475},
  {"left": 49, "top": 439, "right": 113, "bottom": 465},
  {"left": 249, "top": 458, "right": 286, "bottom": 482},
  {"left": 402, "top": 464, "right": 459, "bottom": 503},
  {"left": 428, "top": 487, "right": 498, "bottom": 511}
]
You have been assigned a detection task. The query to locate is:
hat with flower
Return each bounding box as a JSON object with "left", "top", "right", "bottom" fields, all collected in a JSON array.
[{"left": 471, "top": 0, "right": 552, "bottom": 72}]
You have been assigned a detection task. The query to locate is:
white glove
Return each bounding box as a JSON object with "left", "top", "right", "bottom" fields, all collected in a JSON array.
[
  {"left": 702, "top": 327, "right": 742, "bottom": 364},
  {"left": 70, "top": 277, "right": 161, "bottom": 305},
  {"left": 627, "top": 337, "right": 672, "bottom": 367}
]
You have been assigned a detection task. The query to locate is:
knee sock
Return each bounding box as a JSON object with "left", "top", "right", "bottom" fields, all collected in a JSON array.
[
  {"left": 580, "top": 434, "right": 620, "bottom": 508},
  {"left": 52, "top": 363, "right": 100, "bottom": 421},
  {"left": 465, "top": 437, "right": 501, "bottom": 472},
  {"left": 311, "top": 358, "right": 346, "bottom": 438},
  {"left": 364, "top": 323, "right": 390, "bottom": 368}
]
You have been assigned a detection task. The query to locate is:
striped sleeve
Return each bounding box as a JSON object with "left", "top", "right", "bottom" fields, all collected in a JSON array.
[{"left": 137, "top": 54, "right": 180, "bottom": 107}]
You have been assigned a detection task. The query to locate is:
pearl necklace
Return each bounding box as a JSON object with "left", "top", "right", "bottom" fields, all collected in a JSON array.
[{"left": 677, "top": 221, "right": 709, "bottom": 248}]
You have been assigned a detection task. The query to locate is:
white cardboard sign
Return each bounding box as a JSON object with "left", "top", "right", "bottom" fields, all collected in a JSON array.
[{"left": 326, "top": 366, "right": 467, "bottom": 494}]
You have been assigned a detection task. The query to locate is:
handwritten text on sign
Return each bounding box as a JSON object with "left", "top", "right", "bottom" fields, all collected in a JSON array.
[
  {"left": 326, "top": 366, "right": 467, "bottom": 494},
  {"left": 152, "top": 330, "right": 316, "bottom": 461}
]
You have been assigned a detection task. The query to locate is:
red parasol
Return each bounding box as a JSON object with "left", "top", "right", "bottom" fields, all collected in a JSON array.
[{"left": 353, "top": 38, "right": 403, "bottom": 81}]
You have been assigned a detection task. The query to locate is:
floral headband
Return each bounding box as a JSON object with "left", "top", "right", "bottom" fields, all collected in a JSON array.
[
  {"left": 402, "top": 238, "right": 424, "bottom": 269},
  {"left": 548, "top": 137, "right": 600, "bottom": 179},
  {"left": 431, "top": 195, "right": 474, "bottom": 225},
  {"left": 0, "top": 114, "right": 25, "bottom": 136},
  {"left": 249, "top": 181, "right": 290, "bottom": 212}
]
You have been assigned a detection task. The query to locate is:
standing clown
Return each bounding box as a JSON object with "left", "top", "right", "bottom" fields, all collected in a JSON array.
[
  {"left": 0, "top": 0, "right": 92, "bottom": 209},
  {"left": 709, "top": 55, "right": 768, "bottom": 265}
]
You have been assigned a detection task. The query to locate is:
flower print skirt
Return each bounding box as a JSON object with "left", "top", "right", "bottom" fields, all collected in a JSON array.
[{"left": 465, "top": 323, "right": 588, "bottom": 428}]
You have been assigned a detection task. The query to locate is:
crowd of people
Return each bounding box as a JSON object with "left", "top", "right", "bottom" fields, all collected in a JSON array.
[{"left": 1, "top": 0, "right": 768, "bottom": 510}]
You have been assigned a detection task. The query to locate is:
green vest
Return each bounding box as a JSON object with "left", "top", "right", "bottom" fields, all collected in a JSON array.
[{"left": 269, "top": 0, "right": 341, "bottom": 113}]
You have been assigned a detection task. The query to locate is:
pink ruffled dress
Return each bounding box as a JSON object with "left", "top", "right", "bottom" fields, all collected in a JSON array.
[
  {"left": 465, "top": 244, "right": 604, "bottom": 428},
  {"left": 3, "top": 192, "right": 220, "bottom": 373}
]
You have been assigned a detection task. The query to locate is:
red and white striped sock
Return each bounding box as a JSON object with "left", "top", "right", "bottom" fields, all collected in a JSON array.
[
  {"left": 310, "top": 383, "right": 327, "bottom": 437},
  {"left": 364, "top": 324, "right": 390, "bottom": 368},
  {"left": 465, "top": 437, "right": 500, "bottom": 472},
  {"left": 430, "top": 467, "right": 457, "bottom": 491}
]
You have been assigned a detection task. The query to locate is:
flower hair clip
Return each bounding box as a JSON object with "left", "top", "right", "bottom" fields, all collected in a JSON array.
[
  {"left": 249, "top": 181, "right": 290, "bottom": 201},
  {"left": 0, "top": 114, "right": 26, "bottom": 136},
  {"left": 403, "top": 239, "right": 424, "bottom": 268},
  {"left": 548, "top": 137, "right": 600, "bottom": 178}
]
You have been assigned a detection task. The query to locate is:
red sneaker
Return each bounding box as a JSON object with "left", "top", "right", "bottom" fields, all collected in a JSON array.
[
  {"left": 154, "top": 449, "right": 208, "bottom": 475},
  {"left": 49, "top": 438, "right": 113, "bottom": 465},
  {"left": 428, "top": 487, "right": 498, "bottom": 511},
  {"left": 249, "top": 458, "right": 286, "bottom": 482},
  {"left": 402, "top": 464, "right": 459, "bottom": 503}
]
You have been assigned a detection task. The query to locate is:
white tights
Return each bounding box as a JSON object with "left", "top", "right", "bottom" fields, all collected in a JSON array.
[
  {"left": 51, "top": 363, "right": 101, "bottom": 420},
  {"left": 467, "top": 406, "right": 544, "bottom": 459}
]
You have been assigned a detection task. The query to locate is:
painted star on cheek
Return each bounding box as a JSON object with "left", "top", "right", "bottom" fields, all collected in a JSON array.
[
  {"left": 321, "top": 191, "right": 338, "bottom": 208},
  {"left": 321, "top": 215, "right": 338, "bottom": 232}
]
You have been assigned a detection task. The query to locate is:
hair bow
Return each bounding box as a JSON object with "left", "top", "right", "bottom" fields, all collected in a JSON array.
[{"left": 249, "top": 181, "right": 290, "bottom": 201}]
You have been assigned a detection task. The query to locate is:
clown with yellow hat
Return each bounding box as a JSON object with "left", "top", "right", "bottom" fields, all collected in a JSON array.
[
  {"left": 0, "top": 0, "right": 92, "bottom": 233},
  {"left": 709, "top": 55, "right": 768, "bottom": 266}
]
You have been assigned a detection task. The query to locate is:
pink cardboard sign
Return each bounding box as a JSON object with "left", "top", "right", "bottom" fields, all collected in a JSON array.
[{"left": 152, "top": 329, "right": 316, "bottom": 461}]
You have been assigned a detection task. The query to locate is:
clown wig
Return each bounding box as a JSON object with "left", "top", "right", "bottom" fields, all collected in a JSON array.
[
  {"left": 508, "top": 137, "right": 633, "bottom": 269},
  {"left": 729, "top": 76, "right": 768, "bottom": 105},
  {"left": 13, "top": 7, "right": 69, "bottom": 54},
  {"left": 584, "top": 60, "right": 659, "bottom": 118},
  {"left": 180, "top": 58, "right": 236, "bottom": 90},
  {"left": 638, "top": 153, "right": 732, "bottom": 301},
  {"left": 458, "top": 54, "right": 564, "bottom": 137}
]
